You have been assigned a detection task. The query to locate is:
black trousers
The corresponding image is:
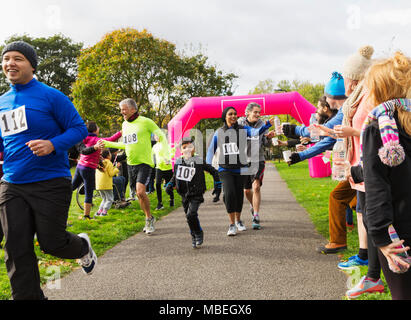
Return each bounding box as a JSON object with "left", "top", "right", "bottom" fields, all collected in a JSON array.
[
  {"left": 155, "top": 169, "right": 174, "bottom": 204},
  {"left": 358, "top": 191, "right": 382, "bottom": 280},
  {"left": 0, "top": 178, "right": 89, "bottom": 300},
  {"left": 219, "top": 171, "right": 246, "bottom": 214},
  {"left": 182, "top": 196, "right": 203, "bottom": 233}
]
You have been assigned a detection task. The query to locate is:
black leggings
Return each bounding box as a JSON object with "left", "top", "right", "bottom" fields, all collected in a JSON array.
[
  {"left": 155, "top": 169, "right": 174, "bottom": 204},
  {"left": 378, "top": 236, "right": 411, "bottom": 300},
  {"left": 182, "top": 196, "right": 203, "bottom": 233},
  {"left": 358, "top": 191, "right": 382, "bottom": 280},
  {"left": 219, "top": 171, "right": 245, "bottom": 214}
]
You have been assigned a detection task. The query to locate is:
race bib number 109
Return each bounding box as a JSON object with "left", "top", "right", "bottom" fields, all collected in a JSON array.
[
  {"left": 0, "top": 105, "right": 28, "bottom": 137},
  {"left": 176, "top": 165, "right": 196, "bottom": 182}
]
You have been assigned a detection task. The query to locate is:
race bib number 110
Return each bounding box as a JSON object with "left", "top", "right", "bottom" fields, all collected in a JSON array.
[{"left": 0, "top": 105, "right": 28, "bottom": 137}]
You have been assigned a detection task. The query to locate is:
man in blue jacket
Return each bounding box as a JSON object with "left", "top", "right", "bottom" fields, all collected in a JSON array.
[
  {"left": 285, "top": 72, "right": 347, "bottom": 165},
  {"left": 0, "top": 41, "right": 97, "bottom": 300}
]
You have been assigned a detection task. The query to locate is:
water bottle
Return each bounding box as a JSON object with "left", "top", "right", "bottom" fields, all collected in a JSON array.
[
  {"left": 309, "top": 113, "right": 320, "bottom": 142},
  {"left": 331, "top": 139, "right": 346, "bottom": 181},
  {"left": 388, "top": 225, "right": 411, "bottom": 274},
  {"left": 274, "top": 116, "right": 281, "bottom": 135}
]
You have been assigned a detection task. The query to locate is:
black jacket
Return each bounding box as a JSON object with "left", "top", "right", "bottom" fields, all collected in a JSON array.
[
  {"left": 169, "top": 156, "right": 220, "bottom": 199},
  {"left": 352, "top": 114, "right": 411, "bottom": 247}
]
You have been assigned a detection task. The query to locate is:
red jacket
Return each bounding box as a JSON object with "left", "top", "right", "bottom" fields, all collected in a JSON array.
[{"left": 78, "top": 132, "right": 122, "bottom": 169}]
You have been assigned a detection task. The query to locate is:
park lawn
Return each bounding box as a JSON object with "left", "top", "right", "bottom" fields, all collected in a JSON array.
[
  {"left": 273, "top": 160, "right": 391, "bottom": 300},
  {"left": 0, "top": 172, "right": 215, "bottom": 300}
]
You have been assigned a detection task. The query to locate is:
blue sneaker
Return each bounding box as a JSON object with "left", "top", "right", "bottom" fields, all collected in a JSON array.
[{"left": 338, "top": 255, "right": 368, "bottom": 270}]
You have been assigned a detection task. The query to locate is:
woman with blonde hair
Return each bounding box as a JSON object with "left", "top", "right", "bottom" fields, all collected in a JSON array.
[{"left": 352, "top": 51, "right": 411, "bottom": 300}]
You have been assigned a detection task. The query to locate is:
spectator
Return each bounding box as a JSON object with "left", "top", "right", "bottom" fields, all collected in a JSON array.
[
  {"left": 71, "top": 121, "right": 121, "bottom": 219},
  {"left": 352, "top": 51, "right": 411, "bottom": 300},
  {"left": 95, "top": 149, "right": 119, "bottom": 217}
]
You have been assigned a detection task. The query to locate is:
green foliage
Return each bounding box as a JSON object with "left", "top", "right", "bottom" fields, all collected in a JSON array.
[
  {"left": 249, "top": 79, "right": 325, "bottom": 124},
  {"left": 0, "top": 33, "right": 83, "bottom": 96},
  {"left": 72, "top": 28, "right": 237, "bottom": 133}
]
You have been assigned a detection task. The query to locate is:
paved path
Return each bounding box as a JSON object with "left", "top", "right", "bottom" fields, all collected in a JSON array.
[{"left": 44, "top": 163, "right": 347, "bottom": 300}]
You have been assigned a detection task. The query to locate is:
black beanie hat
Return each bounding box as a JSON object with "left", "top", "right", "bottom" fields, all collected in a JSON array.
[
  {"left": 221, "top": 106, "right": 237, "bottom": 124},
  {"left": 2, "top": 41, "right": 38, "bottom": 71}
]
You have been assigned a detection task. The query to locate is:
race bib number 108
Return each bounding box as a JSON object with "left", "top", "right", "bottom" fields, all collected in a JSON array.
[
  {"left": 0, "top": 105, "right": 28, "bottom": 137},
  {"left": 123, "top": 133, "right": 138, "bottom": 145}
]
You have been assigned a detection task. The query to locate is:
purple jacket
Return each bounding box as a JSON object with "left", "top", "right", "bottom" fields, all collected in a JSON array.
[{"left": 78, "top": 131, "right": 122, "bottom": 169}]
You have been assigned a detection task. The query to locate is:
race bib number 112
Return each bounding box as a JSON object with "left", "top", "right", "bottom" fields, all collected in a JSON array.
[{"left": 0, "top": 105, "right": 28, "bottom": 137}]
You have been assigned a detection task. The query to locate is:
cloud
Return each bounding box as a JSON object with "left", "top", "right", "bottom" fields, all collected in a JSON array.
[{"left": 0, "top": 0, "right": 410, "bottom": 96}]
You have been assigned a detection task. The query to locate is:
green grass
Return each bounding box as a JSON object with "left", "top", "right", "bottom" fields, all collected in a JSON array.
[
  {"left": 273, "top": 160, "right": 392, "bottom": 300},
  {"left": 0, "top": 172, "right": 215, "bottom": 300}
]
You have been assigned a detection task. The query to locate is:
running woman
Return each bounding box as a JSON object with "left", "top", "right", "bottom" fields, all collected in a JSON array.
[
  {"left": 238, "top": 102, "right": 273, "bottom": 230},
  {"left": 103, "top": 98, "right": 171, "bottom": 234},
  {"left": 0, "top": 41, "right": 97, "bottom": 300},
  {"left": 206, "top": 106, "right": 273, "bottom": 236}
]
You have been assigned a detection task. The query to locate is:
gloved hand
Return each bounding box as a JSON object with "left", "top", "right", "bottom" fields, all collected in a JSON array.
[
  {"left": 288, "top": 152, "right": 301, "bottom": 166},
  {"left": 212, "top": 182, "right": 222, "bottom": 202},
  {"left": 165, "top": 182, "right": 174, "bottom": 195},
  {"left": 282, "top": 124, "right": 297, "bottom": 138}
]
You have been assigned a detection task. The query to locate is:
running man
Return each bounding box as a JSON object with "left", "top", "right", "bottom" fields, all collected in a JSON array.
[
  {"left": 0, "top": 41, "right": 97, "bottom": 300},
  {"left": 103, "top": 98, "right": 170, "bottom": 234},
  {"left": 238, "top": 102, "right": 273, "bottom": 229}
]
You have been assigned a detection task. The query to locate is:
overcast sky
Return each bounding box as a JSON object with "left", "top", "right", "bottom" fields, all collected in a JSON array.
[{"left": 1, "top": 0, "right": 410, "bottom": 95}]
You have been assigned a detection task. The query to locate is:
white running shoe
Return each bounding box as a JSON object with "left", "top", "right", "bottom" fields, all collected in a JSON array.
[
  {"left": 236, "top": 220, "right": 246, "bottom": 231},
  {"left": 78, "top": 233, "right": 97, "bottom": 275},
  {"left": 227, "top": 224, "right": 237, "bottom": 236},
  {"left": 145, "top": 216, "right": 156, "bottom": 235}
]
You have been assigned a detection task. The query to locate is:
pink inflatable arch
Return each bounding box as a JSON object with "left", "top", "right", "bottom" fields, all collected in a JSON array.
[{"left": 167, "top": 91, "right": 330, "bottom": 177}]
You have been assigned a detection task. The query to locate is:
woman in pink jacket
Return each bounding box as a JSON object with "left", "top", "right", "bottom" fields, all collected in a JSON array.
[{"left": 72, "top": 121, "right": 122, "bottom": 219}]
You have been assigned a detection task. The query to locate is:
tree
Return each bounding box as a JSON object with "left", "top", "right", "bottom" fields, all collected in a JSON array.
[
  {"left": 249, "top": 78, "right": 325, "bottom": 124},
  {"left": 72, "top": 28, "right": 237, "bottom": 133},
  {"left": 0, "top": 34, "right": 83, "bottom": 96}
]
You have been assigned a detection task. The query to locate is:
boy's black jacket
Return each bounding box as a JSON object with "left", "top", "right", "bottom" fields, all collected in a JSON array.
[{"left": 170, "top": 156, "right": 220, "bottom": 198}]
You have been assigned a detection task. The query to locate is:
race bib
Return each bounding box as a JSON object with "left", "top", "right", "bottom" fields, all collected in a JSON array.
[
  {"left": 123, "top": 133, "right": 138, "bottom": 145},
  {"left": 222, "top": 142, "right": 239, "bottom": 155},
  {"left": 176, "top": 165, "right": 196, "bottom": 182},
  {"left": 0, "top": 105, "right": 28, "bottom": 137}
]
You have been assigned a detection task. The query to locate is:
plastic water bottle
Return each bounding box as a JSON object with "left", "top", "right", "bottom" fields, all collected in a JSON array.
[
  {"left": 331, "top": 139, "right": 346, "bottom": 181},
  {"left": 274, "top": 116, "right": 281, "bottom": 135},
  {"left": 388, "top": 225, "right": 411, "bottom": 274},
  {"left": 309, "top": 113, "right": 320, "bottom": 142}
]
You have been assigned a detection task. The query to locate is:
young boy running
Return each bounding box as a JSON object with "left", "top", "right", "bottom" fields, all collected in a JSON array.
[{"left": 166, "top": 137, "right": 221, "bottom": 248}]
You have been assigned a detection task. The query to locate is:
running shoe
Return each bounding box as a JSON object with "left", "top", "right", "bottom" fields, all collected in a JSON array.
[
  {"left": 94, "top": 210, "right": 102, "bottom": 217},
  {"left": 338, "top": 255, "right": 368, "bottom": 270},
  {"left": 252, "top": 215, "right": 261, "bottom": 230},
  {"left": 145, "top": 216, "right": 156, "bottom": 234},
  {"left": 227, "top": 224, "right": 237, "bottom": 236},
  {"left": 77, "top": 233, "right": 98, "bottom": 275},
  {"left": 155, "top": 203, "right": 164, "bottom": 210},
  {"left": 190, "top": 231, "right": 197, "bottom": 249},
  {"left": 236, "top": 220, "right": 246, "bottom": 232},
  {"left": 195, "top": 230, "right": 204, "bottom": 247},
  {"left": 346, "top": 276, "right": 384, "bottom": 299}
]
